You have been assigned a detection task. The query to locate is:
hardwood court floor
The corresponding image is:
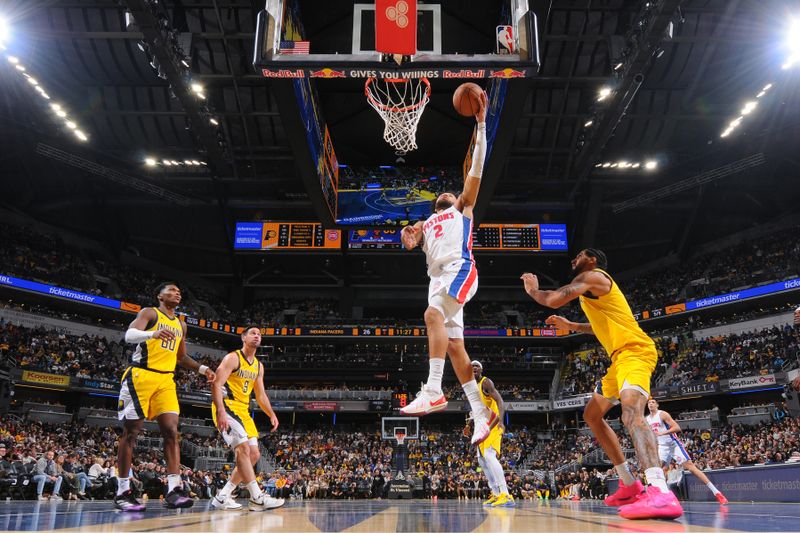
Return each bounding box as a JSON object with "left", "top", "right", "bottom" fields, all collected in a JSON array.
[{"left": 1, "top": 498, "right": 798, "bottom": 532}]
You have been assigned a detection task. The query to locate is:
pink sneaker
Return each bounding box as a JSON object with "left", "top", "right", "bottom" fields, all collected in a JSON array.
[
  {"left": 399, "top": 386, "right": 448, "bottom": 416},
  {"left": 618, "top": 485, "right": 683, "bottom": 520},
  {"left": 604, "top": 480, "right": 644, "bottom": 507},
  {"left": 471, "top": 410, "right": 499, "bottom": 445},
  {"left": 715, "top": 492, "right": 728, "bottom": 505}
]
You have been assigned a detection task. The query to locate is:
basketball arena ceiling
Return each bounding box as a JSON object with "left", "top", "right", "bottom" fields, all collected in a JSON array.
[{"left": 0, "top": 0, "right": 799, "bottom": 287}]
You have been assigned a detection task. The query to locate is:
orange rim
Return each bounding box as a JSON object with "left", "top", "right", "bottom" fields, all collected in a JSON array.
[{"left": 365, "top": 77, "right": 431, "bottom": 113}]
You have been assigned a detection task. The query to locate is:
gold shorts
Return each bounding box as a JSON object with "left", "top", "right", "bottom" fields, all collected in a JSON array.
[
  {"left": 118, "top": 366, "right": 179, "bottom": 421},
  {"left": 595, "top": 346, "right": 657, "bottom": 401}
]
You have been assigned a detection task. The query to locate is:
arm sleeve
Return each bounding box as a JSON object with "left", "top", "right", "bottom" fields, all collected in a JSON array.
[
  {"left": 125, "top": 328, "right": 154, "bottom": 344},
  {"left": 468, "top": 122, "right": 487, "bottom": 178}
]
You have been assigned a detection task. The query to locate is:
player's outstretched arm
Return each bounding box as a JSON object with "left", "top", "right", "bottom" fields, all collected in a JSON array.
[
  {"left": 456, "top": 91, "right": 488, "bottom": 217},
  {"left": 254, "top": 364, "right": 279, "bottom": 431},
  {"left": 545, "top": 315, "right": 594, "bottom": 335},
  {"left": 401, "top": 221, "right": 424, "bottom": 250},
  {"left": 520, "top": 270, "right": 611, "bottom": 309},
  {"left": 657, "top": 411, "right": 682, "bottom": 437},
  {"left": 211, "top": 352, "right": 238, "bottom": 432}
]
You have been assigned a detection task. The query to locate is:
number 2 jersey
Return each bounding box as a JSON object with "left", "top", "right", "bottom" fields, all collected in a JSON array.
[
  {"left": 421, "top": 206, "right": 477, "bottom": 302},
  {"left": 130, "top": 307, "right": 183, "bottom": 373}
]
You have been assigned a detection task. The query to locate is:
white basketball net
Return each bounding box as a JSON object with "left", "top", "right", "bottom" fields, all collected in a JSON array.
[{"left": 365, "top": 77, "right": 431, "bottom": 154}]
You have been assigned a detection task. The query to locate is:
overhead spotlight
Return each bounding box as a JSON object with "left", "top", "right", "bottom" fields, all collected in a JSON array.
[
  {"left": 55, "top": 109, "right": 67, "bottom": 118},
  {"left": 191, "top": 160, "right": 201, "bottom": 165},
  {"left": 145, "top": 157, "right": 157, "bottom": 166},
  {"left": 184, "top": 159, "right": 193, "bottom": 165},
  {"left": 762, "top": 83, "right": 773, "bottom": 92},
  {"left": 787, "top": 20, "right": 800, "bottom": 57},
  {"left": 40, "top": 92, "right": 50, "bottom": 99},
  {"left": 597, "top": 87, "right": 612, "bottom": 101},
  {"left": 610, "top": 163, "right": 618, "bottom": 168},
  {"left": 741, "top": 101, "right": 757, "bottom": 115},
  {"left": 26, "top": 77, "right": 38, "bottom": 86},
  {"left": 163, "top": 159, "right": 172, "bottom": 166},
  {"left": 191, "top": 82, "right": 203, "bottom": 94},
  {"left": 7, "top": 55, "right": 18, "bottom": 64},
  {"left": 730, "top": 116, "right": 743, "bottom": 127},
  {"left": 614, "top": 62, "right": 624, "bottom": 70},
  {"left": 632, "top": 162, "right": 641, "bottom": 168},
  {"left": 720, "top": 129, "right": 732, "bottom": 138},
  {"left": 124, "top": 11, "right": 137, "bottom": 31},
  {"left": 756, "top": 90, "right": 766, "bottom": 98},
  {"left": 65, "top": 121, "right": 76, "bottom": 129},
  {"left": 594, "top": 163, "right": 602, "bottom": 167},
  {"left": 180, "top": 59, "right": 190, "bottom": 68},
  {"left": 0, "top": 18, "right": 10, "bottom": 45},
  {"left": 209, "top": 117, "right": 219, "bottom": 126},
  {"left": 644, "top": 160, "right": 658, "bottom": 170},
  {"left": 602, "top": 162, "right": 611, "bottom": 168},
  {"left": 74, "top": 130, "right": 87, "bottom": 141},
  {"left": 50, "top": 103, "right": 61, "bottom": 111},
  {"left": 618, "top": 161, "right": 629, "bottom": 168},
  {"left": 199, "top": 161, "right": 207, "bottom": 166},
  {"left": 14, "top": 64, "right": 24, "bottom": 71},
  {"left": 584, "top": 120, "right": 593, "bottom": 127}
]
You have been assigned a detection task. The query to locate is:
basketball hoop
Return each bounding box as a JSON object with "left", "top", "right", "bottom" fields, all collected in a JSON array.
[
  {"left": 394, "top": 430, "right": 407, "bottom": 446},
  {"left": 365, "top": 77, "right": 431, "bottom": 155}
]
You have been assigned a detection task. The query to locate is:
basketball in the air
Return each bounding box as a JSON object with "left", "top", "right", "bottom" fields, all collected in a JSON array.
[{"left": 452, "top": 83, "right": 484, "bottom": 117}]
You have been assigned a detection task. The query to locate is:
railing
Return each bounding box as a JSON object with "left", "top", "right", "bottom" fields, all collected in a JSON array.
[
  {"left": 138, "top": 436, "right": 164, "bottom": 450},
  {"left": 268, "top": 389, "right": 391, "bottom": 401},
  {"left": 181, "top": 439, "right": 227, "bottom": 460}
]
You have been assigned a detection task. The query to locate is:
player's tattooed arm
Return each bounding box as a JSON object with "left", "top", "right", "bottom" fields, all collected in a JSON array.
[
  {"left": 545, "top": 315, "right": 594, "bottom": 335},
  {"left": 520, "top": 273, "right": 589, "bottom": 309}
]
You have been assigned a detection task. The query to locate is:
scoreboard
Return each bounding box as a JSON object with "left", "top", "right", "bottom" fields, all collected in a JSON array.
[
  {"left": 236, "top": 222, "right": 566, "bottom": 251},
  {"left": 234, "top": 222, "right": 341, "bottom": 250}
]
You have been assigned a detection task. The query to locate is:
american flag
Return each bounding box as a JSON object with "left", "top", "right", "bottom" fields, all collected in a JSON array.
[{"left": 280, "top": 40, "right": 310, "bottom": 55}]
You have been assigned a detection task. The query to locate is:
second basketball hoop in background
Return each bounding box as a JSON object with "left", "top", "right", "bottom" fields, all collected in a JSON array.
[{"left": 453, "top": 83, "right": 484, "bottom": 117}]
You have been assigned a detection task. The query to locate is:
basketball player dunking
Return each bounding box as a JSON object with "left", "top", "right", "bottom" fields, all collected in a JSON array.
[
  {"left": 115, "top": 282, "right": 216, "bottom": 511},
  {"left": 398, "top": 90, "right": 498, "bottom": 446},
  {"left": 646, "top": 398, "right": 728, "bottom": 504},
  {"left": 210, "top": 325, "right": 285, "bottom": 511},
  {"left": 463, "top": 361, "right": 515, "bottom": 507},
  {"left": 521, "top": 249, "right": 683, "bottom": 520}
]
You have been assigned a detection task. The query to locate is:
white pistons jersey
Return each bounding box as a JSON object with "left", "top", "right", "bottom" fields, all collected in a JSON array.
[
  {"left": 646, "top": 410, "right": 674, "bottom": 445},
  {"left": 422, "top": 206, "right": 478, "bottom": 303}
]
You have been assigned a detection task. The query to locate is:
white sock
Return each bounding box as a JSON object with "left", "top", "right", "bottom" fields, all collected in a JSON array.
[
  {"left": 167, "top": 474, "right": 182, "bottom": 493},
  {"left": 247, "top": 481, "right": 262, "bottom": 500},
  {"left": 462, "top": 380, "right": 486, "bottom": 418},
  {"left": 426, "top": 358, "right": 445, "bottom": 393},
  {"left": 116, "top": 477, "right": 130, "bottom": 495},
  {"left": 485, "top": 450, "right": 508, "bottom": 494},
  {"left": 615, "top": 463, "right": 636, "bottom": 486},
  {"left": 217, "top": 480, "right": 237, "bottom": 499},
  {"left": 478, "top": 455, "right": 499, "bottom": 496},
  {"left": 706, "top": 481, "right": 720, "bottom": 495},
  {"left": 645, "top": 467, "right": 669, "bottom": 493}
]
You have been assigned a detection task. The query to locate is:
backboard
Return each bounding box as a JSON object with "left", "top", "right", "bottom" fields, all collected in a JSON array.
[
  {"left": 381, "top": 416, "right": 419, "bottom": 441},
  {"left": 254, "top": 0, "right": 540, "bottom": 79}
]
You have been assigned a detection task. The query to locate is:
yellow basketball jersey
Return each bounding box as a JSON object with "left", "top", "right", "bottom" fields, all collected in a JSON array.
[
  {"left": 477, "top": 376, "right": 499, "bottom": 417},
  {"left": 131, "top": 307, "right": 183, "bottom": 372},
  {"left": 579, "top": 268, "right": 655, "bottom": 358},
  {"left": 224, "top": 350, "right": 259, "bottom": 405}
]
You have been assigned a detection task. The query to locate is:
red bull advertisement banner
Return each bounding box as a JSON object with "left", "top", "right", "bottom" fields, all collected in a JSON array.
[{"left": 262, "top": 67, "right": 536, "bottom": 79}]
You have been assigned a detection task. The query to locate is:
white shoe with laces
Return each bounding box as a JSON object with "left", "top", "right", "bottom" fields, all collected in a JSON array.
[
  {"left": 471, "top": 409, "right": 499, "bottom": 446},
  {"left": 249, "top": 494, "right": 285, "bottom": 511},
  {"left": 211, "top": 495, "right": 242, "bottom": 510},
  {"left": 399, "top": 385, "right": 448, "bottom": 416}
]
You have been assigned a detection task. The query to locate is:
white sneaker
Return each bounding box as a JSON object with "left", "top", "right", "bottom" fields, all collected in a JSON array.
[
  {"left": 211, "top": 495, "right": 242, "bottom": 510},
  {"left": 50, "top": 494, "right": 64, "bottom": 502},
  {"left": 249, "top": 494, "right": 285, "bottom": 511},
  {"left": 399, "top": 386, "right": 448, "bottom": 416},
  {"left": 471, "top": 410, "right": 499, "bottom": 446},
  {"left": 37, "top": 495, "right": 48, "bottom": 502}
]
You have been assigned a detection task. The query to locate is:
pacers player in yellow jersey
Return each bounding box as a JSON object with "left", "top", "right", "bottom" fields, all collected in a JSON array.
[
  {"left": 210, "top": 325, "right": 284, "bottom": 511},
  {"left": 463, "top": 361, "right": 515, "bottom": 507},
  {"left": 115, "top": 282, "right": 216, "bottom": 512},
  {"left": 521, "top": 249, "right": 683, "bottom": 520}
]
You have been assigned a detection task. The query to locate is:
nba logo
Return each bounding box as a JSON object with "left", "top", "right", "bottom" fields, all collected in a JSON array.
[{"left": 496, "top": 25, "right": 514, "bottom": 54}]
